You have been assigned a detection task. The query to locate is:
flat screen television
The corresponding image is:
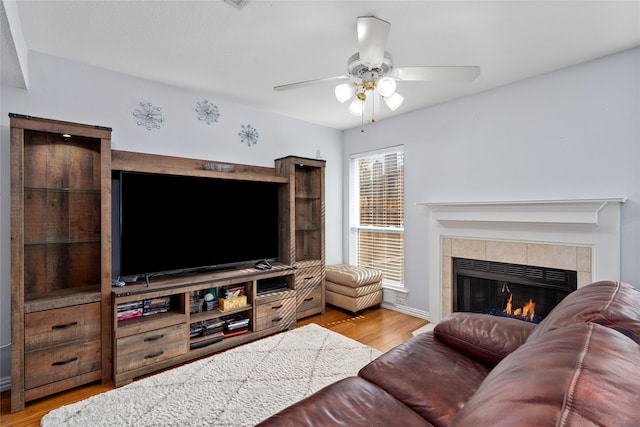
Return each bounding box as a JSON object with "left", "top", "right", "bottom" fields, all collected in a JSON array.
[{"left": 115, "top": 171, "right": 280, "bottom": 281}]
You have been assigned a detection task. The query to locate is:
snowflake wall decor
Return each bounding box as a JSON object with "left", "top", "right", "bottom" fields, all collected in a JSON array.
[
  {"left": 133, "top": 102, "right": 165, "bottom": 130},
  {"left": 195, "top": 99, "right": 220, "bottom": 125},
  {"left": 239, "top": 124, "right": 259, "bottom": 147}
]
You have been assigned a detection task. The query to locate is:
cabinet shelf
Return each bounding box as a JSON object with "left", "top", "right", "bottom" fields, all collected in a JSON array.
[
  {"left": 25, "top": 187, "right": 101, "bottom": 193},
  {"left": 24, "top": 288, "right": 101, "bottom": 312},
  {"left": 190, "top": 305, "right": 253, "bottom": 324},
  {"left": 296, "top": 227, "right": 321, "bottom": 232},
  {"left": 25, "top": 239, "right": 101, "bottom": 246},
  {"left": 188, "top": 330, "right": 253, "bottom": 352},
  {"left": 189, "top": 334, "right": 224, "bottom": 346},
  {"left": 116, "top": 311, "right": 187, "bottom": 337}
]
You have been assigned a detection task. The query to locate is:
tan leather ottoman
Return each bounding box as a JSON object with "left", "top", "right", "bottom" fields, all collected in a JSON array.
[{"left": 325, "top": 264, "right": 383, "bottom": 315}]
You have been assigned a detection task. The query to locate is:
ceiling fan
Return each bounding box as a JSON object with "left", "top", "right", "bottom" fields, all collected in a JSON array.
[{"left": 274, "top": 16, "right": 480, "bottom": 124}]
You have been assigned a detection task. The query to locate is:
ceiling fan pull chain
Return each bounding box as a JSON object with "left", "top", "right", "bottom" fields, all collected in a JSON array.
[{"left": 371, "top": 90, "right": 376, "bottom": 123}]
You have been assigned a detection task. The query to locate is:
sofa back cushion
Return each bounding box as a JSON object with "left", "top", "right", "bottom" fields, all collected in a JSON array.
[
  {"left": 434, "top": 312, "right": 536, "bottom": 367},
  {"left": 358, "top": 332, "right": 490, "bottom": 427},
  {"left": 528, "top": 280, "right": 640, "bottom": 343},
  {"left": 450, "top": 322, "right": 640, "bottom": 427}
]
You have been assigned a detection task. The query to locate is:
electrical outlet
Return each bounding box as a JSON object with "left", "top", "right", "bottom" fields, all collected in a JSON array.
[{"left": 396, "top": 295, "right": 406, "bottom": 305}]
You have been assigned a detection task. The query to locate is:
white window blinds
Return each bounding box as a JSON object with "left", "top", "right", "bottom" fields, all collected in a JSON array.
[{"left": 350, "top": 147, "right": 405, "bottom": 286}]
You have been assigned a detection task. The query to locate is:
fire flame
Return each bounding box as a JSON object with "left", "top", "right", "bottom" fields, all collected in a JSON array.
[{"left": 504, "top": 294, "right": 536, "bottom": 321}]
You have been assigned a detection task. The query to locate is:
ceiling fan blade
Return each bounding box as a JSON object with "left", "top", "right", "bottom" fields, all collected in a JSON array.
[
  {"left": 357, "top": 16, "right": 390, "bottom": 69},
  {"left": 392, "top": 66, "right": 480, "bottom": 82},
  {"left": 273, "top": 75, "right": 350, "bottom": 91}
]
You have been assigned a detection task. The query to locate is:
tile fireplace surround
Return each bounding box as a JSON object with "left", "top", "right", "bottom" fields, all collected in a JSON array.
[{"left": 420, "top": 198, "right": 626, "bottom": 323}]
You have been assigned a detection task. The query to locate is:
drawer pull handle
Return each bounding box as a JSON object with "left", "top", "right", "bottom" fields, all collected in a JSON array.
[
  {"left": 303, "top": 297, "right": 314, "bottom": 302},
  {"left": 144, "top": 351, "right": 164, "bottom": 359},
  {"left": 304, "top": 277, "right": 314, "bottom": 280},
  {"left": 144, "top": 334, "right": 165, "bottom": 342},
  {"left": 272, "top": 317, "right": 283, "bottom": 323},
  {"left": 51, "top": 321, "right": 78, "bottom": 330},
  {"left": 52, "top": 356, "right": 78, "bottom": 366},
  {"left": 271, "top": 305, "right": 283, "bottom": 310}
]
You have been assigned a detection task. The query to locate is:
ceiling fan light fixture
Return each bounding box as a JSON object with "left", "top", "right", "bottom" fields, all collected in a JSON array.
[
  {"left": 348, "top": 98, "right": 364, "bottom": 116},
  {"left": 335, "top": 83, "right": 355, "bottom": 103},
  {"left": 384, "top": 92, "right": 404, "bottom": 111},
  {"left": 273, "top": 15, "right": 480, "bottom": 127},
  {"left": 377, "top": 76, "right": 396, "bottom": 97}
]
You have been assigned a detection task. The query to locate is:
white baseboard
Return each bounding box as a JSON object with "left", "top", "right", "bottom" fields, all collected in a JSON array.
[
  {"left": 381, "top": 286, "right": 430, "bottom": 320},
  {"left": 381, "top": 302, "right": 430, "bottom": 320},
  {"left": 1, "top": 375, "right": 10, "bottom": 392}
]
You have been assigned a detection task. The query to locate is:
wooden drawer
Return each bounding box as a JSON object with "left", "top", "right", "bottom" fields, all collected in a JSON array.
[
  {"left": 297, "top": 285, "right": 322, "bottom": 315},
  {"left": 25, "top": 340, "right": 101, "bottom": 390},
  {"left": 116, "top": 324, "right": 187, "bottom": 373},
  {"left": 256, "top": 293, "right": 295, "bottom": 317},
  {"left": 25, "top": 303, "right": 100, "bottom": 352},
  {"left": 255, "top": 294, "right": 296, "bottom": 332},
  {"left": 295, "top": 268, "right": 323, "bottom": 290}
]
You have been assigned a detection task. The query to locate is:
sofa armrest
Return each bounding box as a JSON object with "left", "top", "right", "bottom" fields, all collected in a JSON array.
[
  {"left": 434, "top": 312, "right": 536, "bottom": 367},
  {"left": 449, "top": 323, "right": 640, "bottom": 427}
]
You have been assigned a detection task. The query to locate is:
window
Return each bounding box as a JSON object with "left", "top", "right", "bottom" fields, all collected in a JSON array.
[{"left": 350, "top": 147, "right": 404, "bottom": 287}]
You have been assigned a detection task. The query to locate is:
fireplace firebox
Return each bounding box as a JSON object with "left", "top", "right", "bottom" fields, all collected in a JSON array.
[{"left": 453, "top": 258, "right": 577, "bottom": 323}]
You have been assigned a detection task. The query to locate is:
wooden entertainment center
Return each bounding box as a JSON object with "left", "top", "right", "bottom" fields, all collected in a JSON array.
[{"left": 9, "top": 115, "right": 326, "bottom": 411}]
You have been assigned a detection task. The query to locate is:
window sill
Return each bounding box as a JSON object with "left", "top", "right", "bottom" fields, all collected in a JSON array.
[{"left": 382, "top": 283, "right": 407, "bottom": 294}]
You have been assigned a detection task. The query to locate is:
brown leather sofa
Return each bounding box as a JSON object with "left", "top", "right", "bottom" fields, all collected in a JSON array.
[{"left": 258, "top": 280, "right": 640, "bottom": 426}]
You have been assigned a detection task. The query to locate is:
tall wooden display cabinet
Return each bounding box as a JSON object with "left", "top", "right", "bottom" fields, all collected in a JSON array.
[
  {"left": 9, "top": 114, "right": 112, "bottom": 412},
  {"left": 276, "top": 156, "right": 326, "bottom": 319}
]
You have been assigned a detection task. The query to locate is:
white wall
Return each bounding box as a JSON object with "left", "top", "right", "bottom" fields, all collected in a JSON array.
[
  {"left": 0, "top": 52, "right": 343, "bottom": 388},
  {"left": 343, "top": 47, "right": 640, "bottom": 318}
]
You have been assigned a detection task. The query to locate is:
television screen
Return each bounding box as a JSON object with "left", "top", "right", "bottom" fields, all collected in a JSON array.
[{"left": 117, "top": 171, "right": 280, "bottom": 279}]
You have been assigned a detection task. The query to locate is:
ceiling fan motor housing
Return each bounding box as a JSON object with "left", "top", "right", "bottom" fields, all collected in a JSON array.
[{"left": 347, "top": 52, "right": 394, "bottom": 82}]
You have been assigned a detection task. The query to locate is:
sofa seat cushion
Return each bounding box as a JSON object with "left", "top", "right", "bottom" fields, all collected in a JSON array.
[
  {"left": 450, "top": 322, "right": 640, "bottom": 427},
  {"left": 325, "top": 264, "right": 384, "bottom": 287},
  {"left": 528, "top": 280, "right": 640, "bottom": 343},
  {"left": 358, "top": 332, "right": 490, "bottom": 427},
  {"left": 434, "top": 312, "right": 536, "bottom": 367},
  {"left": 256, "top": 376, "right": 433, "bottom": 427}
]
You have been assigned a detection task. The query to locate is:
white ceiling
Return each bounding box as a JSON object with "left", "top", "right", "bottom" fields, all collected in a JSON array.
[{"left": 2, "top": 1, "right": 639, "bottom": 130}]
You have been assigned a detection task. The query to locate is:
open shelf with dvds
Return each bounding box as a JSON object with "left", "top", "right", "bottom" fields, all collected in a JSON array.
[{"left": 187, "top": 282, "right": 253, "bottom": 351}]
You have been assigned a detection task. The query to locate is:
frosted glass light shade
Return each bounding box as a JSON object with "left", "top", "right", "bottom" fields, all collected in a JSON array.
[
  {"left": 348, "top": 98, "right": 364, "bottom": 116},
  {"left": 335, "top": 83, "right": 355, "bottom": 103},
  {"left": 384, "top": 92, "right": 404, "bottom": 111},
  {"left": 377, "top": 77, "right": 397, "bottom": 97}
]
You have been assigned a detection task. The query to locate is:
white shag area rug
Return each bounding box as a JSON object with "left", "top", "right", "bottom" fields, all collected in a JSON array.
[{"left": 42, "top": 323, "right": 381, "bottom": 427}]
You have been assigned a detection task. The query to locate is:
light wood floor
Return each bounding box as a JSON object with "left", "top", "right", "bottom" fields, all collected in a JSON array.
[{"left": 1, "top": 306, "right": 428, "bottom": 427}]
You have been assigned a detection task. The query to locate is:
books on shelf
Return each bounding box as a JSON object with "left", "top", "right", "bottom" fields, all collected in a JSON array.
[
  {"left": 143, "top": 297, "right": 171, "bottom": 316},
  {"left": 224, "top": 315, "right": 250, "bottom": 337},
  {"left": 117, "top": 297, "right": 171, "bottom": 322},
  {"left": 117, "top": 301, "right": 143, "bottom": 321}
]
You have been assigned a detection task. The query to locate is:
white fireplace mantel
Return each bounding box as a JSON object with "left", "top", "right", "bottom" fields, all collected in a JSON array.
[
  {"left": 418, "top": 197, "right": 627, "bottom": 225},
  {"left": 421, "top": 197, "right": 627, "bottom": 323}
]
